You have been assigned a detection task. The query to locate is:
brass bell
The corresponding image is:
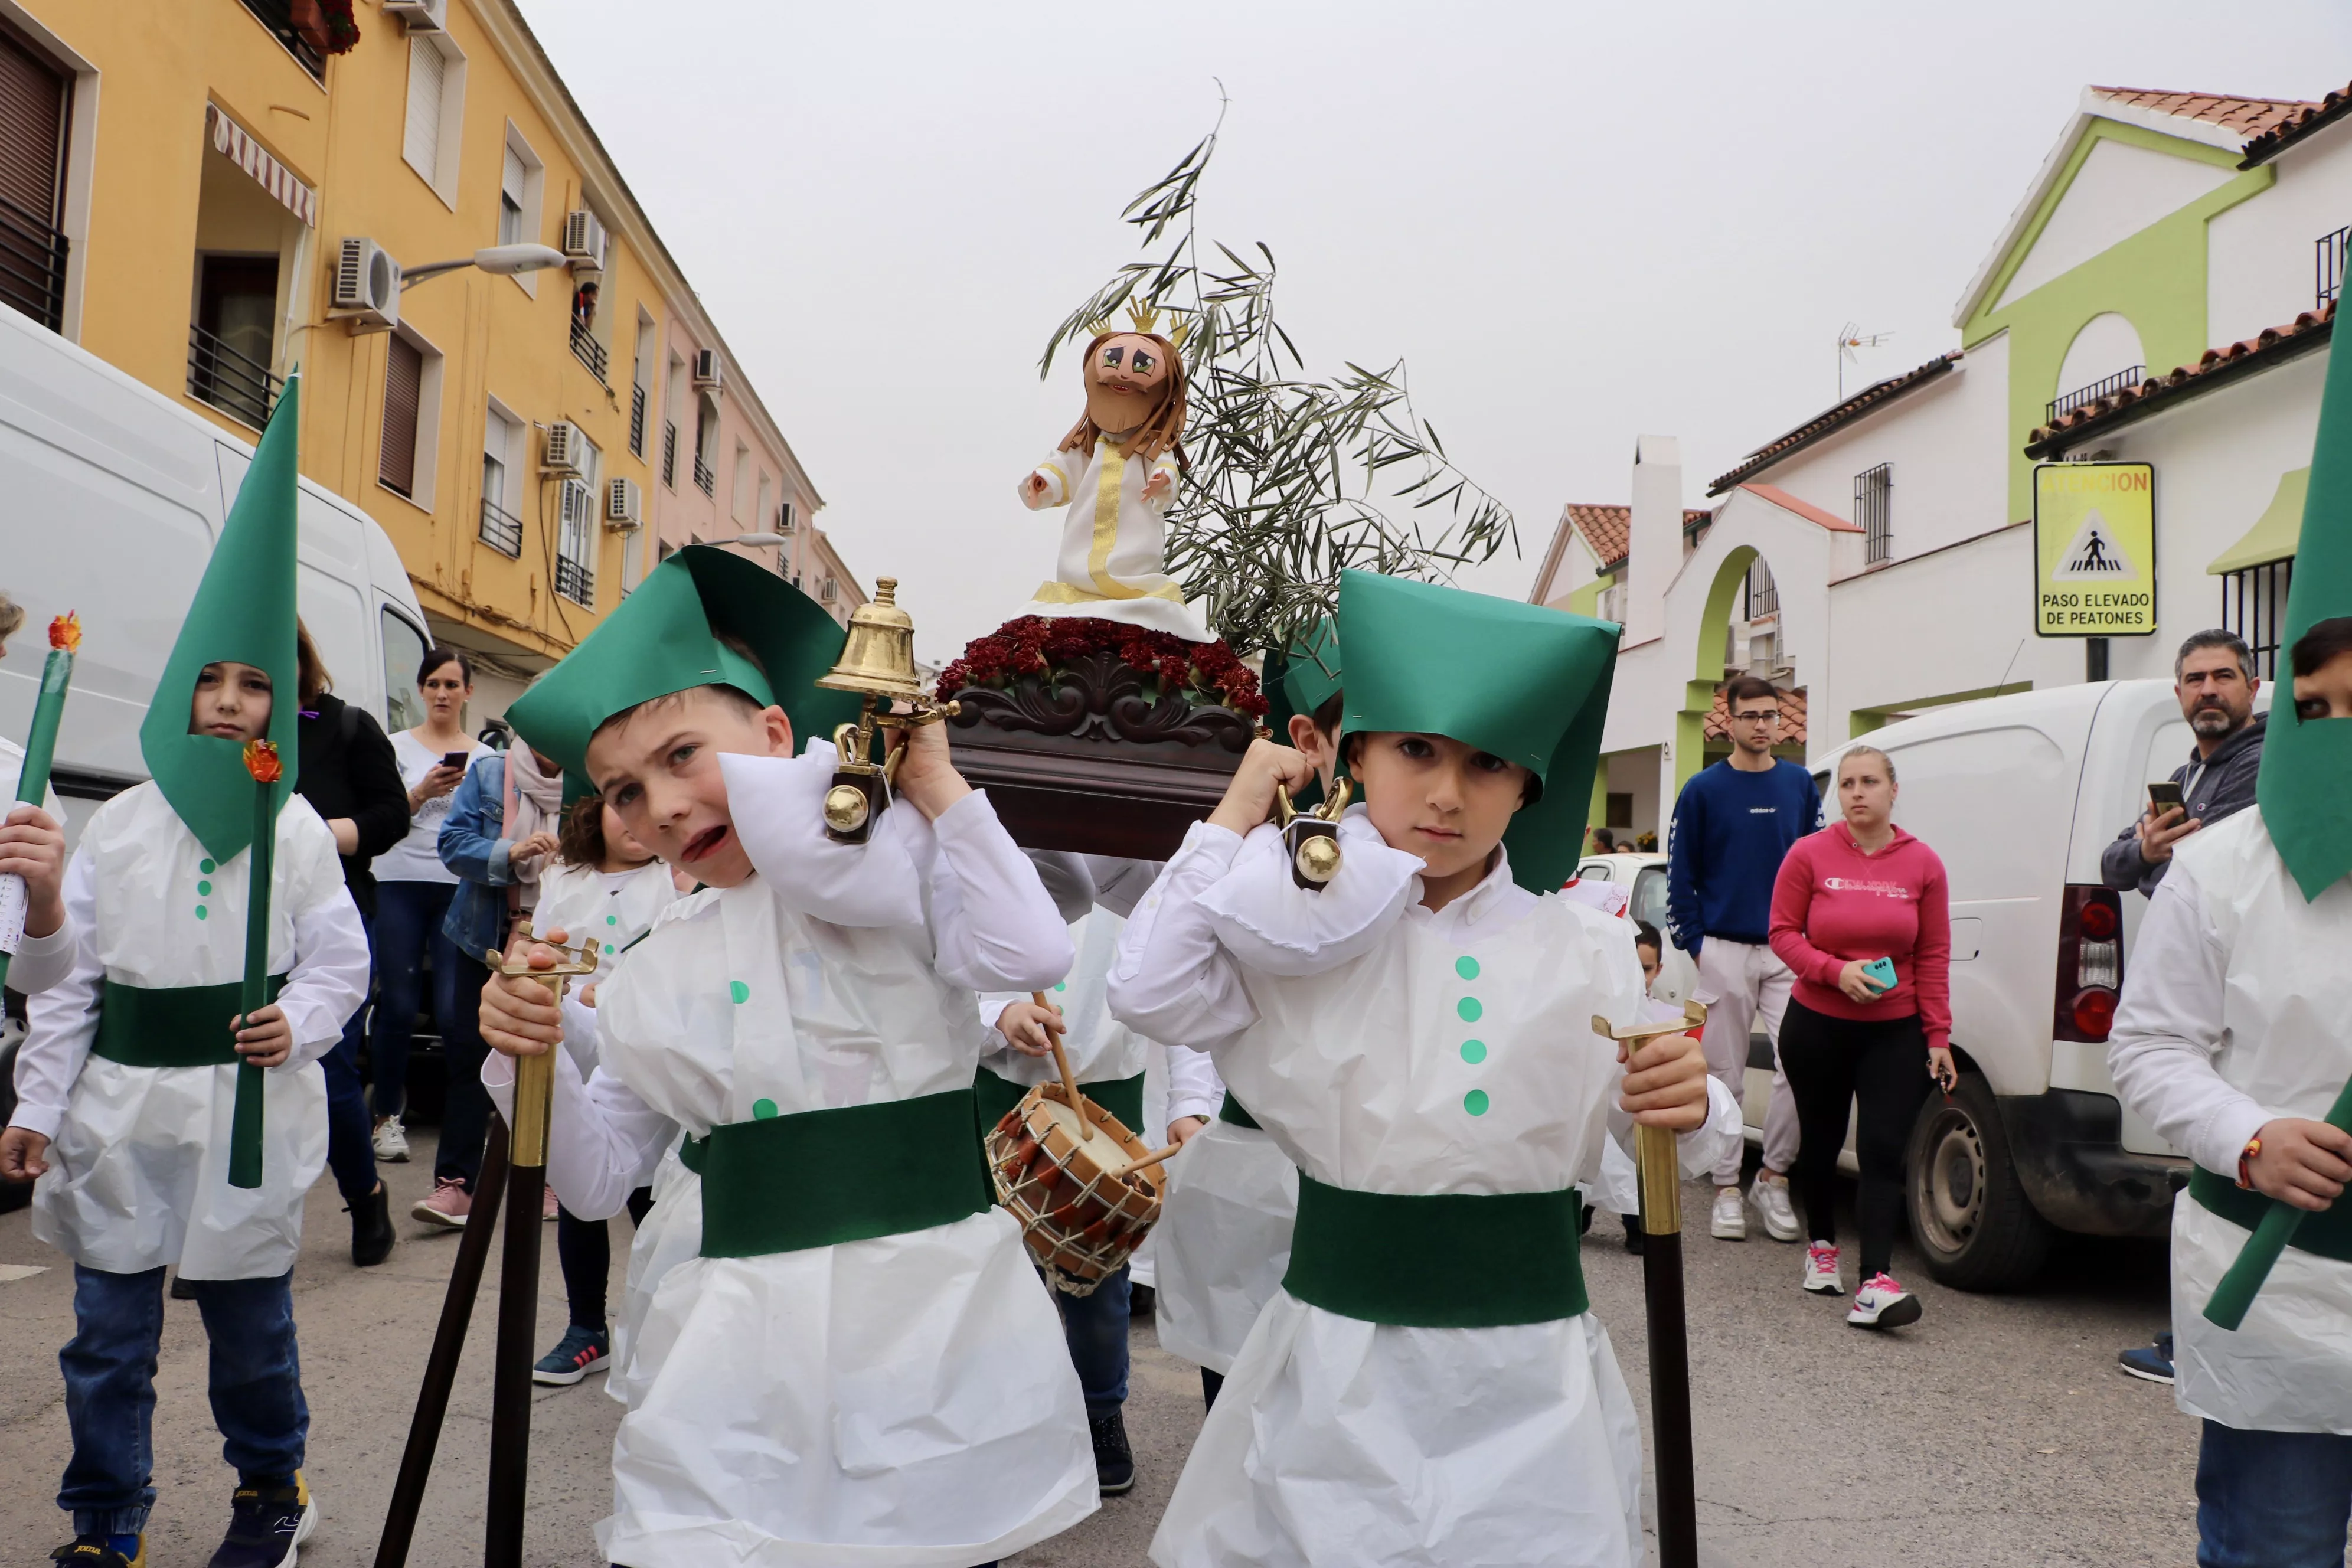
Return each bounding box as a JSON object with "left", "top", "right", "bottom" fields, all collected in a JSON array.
[
  {"left": 1273, "top": 779, "right": 1351, "bottom": 891},
  {"left": 817, "top": 577, "right": 924, "bottom": 702}
]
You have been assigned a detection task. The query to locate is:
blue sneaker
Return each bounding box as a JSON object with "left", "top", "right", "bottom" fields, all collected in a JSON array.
[
  {"left": 2117, "top": 1331, "right": 2174, "bottom": 1385},
  {"left": 207, "top": 1472, "right": 316, "bottom": 1568},
  {"left": 533, "top": 1324, "right": 612, "bottom": 1386}
]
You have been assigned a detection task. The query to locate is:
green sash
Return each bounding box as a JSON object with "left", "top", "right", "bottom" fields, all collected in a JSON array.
[
  {"left": 2191, "top": 1165, "right": 2352, "bottom": 1265},
  {"left": 1282, "top": 1172, "right": 1587, "bottom": 1328},
  {"left": 678, "top": 1088, "right": 992, "bottom": 1258},
  {"left": 972, "top": 1066, "right": 1146, "bottom": 1142},
  {"left": 93, "top": 976, "right": 287, "bottom": 1069},
  {"left": 1217, "top": 1092, "right": 1261, "bottom": 1130}
]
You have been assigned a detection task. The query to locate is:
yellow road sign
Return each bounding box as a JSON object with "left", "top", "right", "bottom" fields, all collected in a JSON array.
[{"left": 2034, "top": 462, "right": 2156, "bottom": 636}]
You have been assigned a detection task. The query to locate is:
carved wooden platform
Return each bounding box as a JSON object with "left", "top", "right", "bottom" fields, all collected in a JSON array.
[{"left": 945, "top": 649, "right": 1259, "bottom": 859}]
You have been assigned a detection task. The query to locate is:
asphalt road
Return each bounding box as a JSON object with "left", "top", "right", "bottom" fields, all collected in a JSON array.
[{"left": 0, "top": 1138, "right": 2194, "bottom": 1567}]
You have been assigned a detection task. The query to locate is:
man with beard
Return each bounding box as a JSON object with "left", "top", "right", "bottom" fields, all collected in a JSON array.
[{"left": 2105, "top": 627, "right": 2267, "bottom": 1386}]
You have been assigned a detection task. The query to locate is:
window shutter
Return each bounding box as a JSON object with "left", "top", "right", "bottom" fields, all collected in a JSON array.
[
  {"left": 402, "top": 38, "right": 445, "bottom": 180},
  {"left": 380, "top": 334, "right": 423, "bottom": 497},
  {"left": 0, "top": 28, "right": 65, "bottom": 226}
]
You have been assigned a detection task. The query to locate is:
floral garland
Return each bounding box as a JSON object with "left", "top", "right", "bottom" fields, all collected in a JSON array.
[
  {"left": 939, "top": 616, "right": 1268, "bottom": 718},
  {"left": 293, "top": 0, "right": 362, "bottom": 54}
]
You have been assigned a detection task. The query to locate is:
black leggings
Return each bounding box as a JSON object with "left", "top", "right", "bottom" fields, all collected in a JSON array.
[
  {"left": 556, "top": 1187, "right": 655, "bottom": 1332},
  {"left": 1777, "top": 999, "right": 1930, "bottom": 1279}
]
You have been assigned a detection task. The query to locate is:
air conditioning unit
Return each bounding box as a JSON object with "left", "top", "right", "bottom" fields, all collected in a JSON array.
[
  {"left": 606, "top": 476, "right": 642, "bottom": 529},
  {"left": 383, "top": 0, "right": 447, "bottom": 30},
  {"left": 691, "top": 349, "right": 724, "bottom": 392},
  {"left": 775, "top": 501, "right": 796, "bottom": 533},
  {"left": 331, "top": 237, "right": 400, "bottom": 332},
  {"left": 561, "top": 209, "right": 607, "bottom": 270},
  {"left": 542, "top": 420, "right": 585, "bottom": 476}
]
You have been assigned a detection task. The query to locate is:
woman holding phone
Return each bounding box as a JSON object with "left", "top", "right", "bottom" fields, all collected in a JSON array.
[
  {"left": 1768, "top": 744, "right": 1954, "bottom": 1329},
  {"left": 367, "top": 646, "right": 491, "bottom": 1164}
]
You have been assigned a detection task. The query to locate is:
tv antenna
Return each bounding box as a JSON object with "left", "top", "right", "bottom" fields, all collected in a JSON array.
[{"left": 1837, "top": 323, "right": 1893, "bottom": 400}]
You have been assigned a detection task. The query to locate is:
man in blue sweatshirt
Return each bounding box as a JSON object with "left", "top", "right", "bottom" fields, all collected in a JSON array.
[{"left": 1667, "top": 675, "right": 1823, "bottom": 1243}]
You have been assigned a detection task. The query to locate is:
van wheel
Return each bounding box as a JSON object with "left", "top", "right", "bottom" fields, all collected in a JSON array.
[{"left": 1907, "top": 1071, "right": 2050, "bottom": 1291}]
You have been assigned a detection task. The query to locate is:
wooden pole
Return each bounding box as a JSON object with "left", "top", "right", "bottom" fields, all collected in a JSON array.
[
  {"left": 1035, "top": 989, "right": 1092, "bottom": 1141},
  {"left": 372, "top": 1119, "right": 509, "bottom": 1568}
]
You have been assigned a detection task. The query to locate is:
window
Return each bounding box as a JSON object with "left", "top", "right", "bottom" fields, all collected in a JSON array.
[
  {"left": 479, "top": 402, "right": 521, "bottom": 556},
  {"left": 498, "top": 126, "right": 544, "bottom": 288},
  {"left": 731, "top": 440, "right": 752, "bottom": 522},
  {"left": 378, "top": 327, "right": 442, "bottom": 503},
  {"left": 555, "top": 432, "right": 601, "bottom": 607},
  {"left": 1855, "top": 462, "right": 1892, "bottom": 566},
  {"left": 400, "top": 34, "right": 464, "bottom": 205},
  {"left": 778, "top": 499, "right": 796, "bottom": 533},
  {"left": 0, "top": 22, "right": 71, "bottom": 331},
  {"left": 190, "top": 254, "right": 279, "bottom": 427},
  {"left": 629, "top": 313, "right": 655, "bottom": 458},
  {"left": 692, "top": 398, "right": 717, "bottom": 496},
  {"left": 380, "top": 607, "right": 429, "bottom": 731},
  {"left": 2223, "top": 559, "right": 2294, "bottom": 680},
  {"left": 1744, "top": 556, "right": 1778, "bottom": 619}
]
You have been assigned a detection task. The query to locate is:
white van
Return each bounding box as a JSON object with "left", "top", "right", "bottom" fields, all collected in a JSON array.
[
  {"left": 0, "top": 306, "right": 433, "bottom": 837},
  {"left": 1809, "top": 679, "right": 2252, "bottom": 1290}
]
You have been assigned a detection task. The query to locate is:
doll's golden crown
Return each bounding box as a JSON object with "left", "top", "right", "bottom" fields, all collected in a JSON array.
[{"left": 1085, "top": 298, "right": 1191, "bottom": 349}]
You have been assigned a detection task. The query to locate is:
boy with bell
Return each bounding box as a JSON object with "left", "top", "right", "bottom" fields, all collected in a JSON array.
[
  {"left": 1109, "top": 570, "right": 1739, "bottom": 1567},
  {"left": 475, "top": 547, "right": 1096, "bottom": 1568}
]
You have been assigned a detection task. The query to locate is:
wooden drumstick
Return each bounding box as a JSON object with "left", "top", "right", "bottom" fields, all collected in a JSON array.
[
  {"left": 1034, "top": 989, "right": 1093, "bottom": 1141},
  {"left": 1119, "top": 1141, "right": 1186, "bottom": 1181}
]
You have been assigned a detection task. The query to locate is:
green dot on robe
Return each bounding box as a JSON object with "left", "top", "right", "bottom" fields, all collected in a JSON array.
[
  {"left": 1464, "top": 1089, "right": 1490, "bottom": 1116},
  {"left": 1455, "top": 955, "right": 1480, "bottom": 980},
  {"left": 197, "top": 880, "right": 212, "bottom": 896},
  {"left": 1457, "top": 997, "right": 1482, "bottom": 1023},
  {"left": 194, "top": 904, "right": 208, "bottom": 920},
  {"left": 1054, "top": 982, "right": 1067, "bottom": 992},
  {"left": 200, "top": 858, "right": 216, "bottom": 873},
  {"left": 752, "top": 1098, "right": 779, "bottom": 1119},
  {"left": 607, "top": 913, "right": 619, "bottom": 925},
  {"left": 730, "top": 981, "right": 750, "bottom": 1004},
  {"left": 1461, "top": 1039, "right": 1487, "bottom": 1064},
  {"left": 603, "top": 943, "right": 615, "bottom": 955}
]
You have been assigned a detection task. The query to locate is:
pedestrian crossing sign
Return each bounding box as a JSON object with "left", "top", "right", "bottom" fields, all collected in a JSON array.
[{"left": 2033, "top": 462, "right": 2156, "bottom": 636}]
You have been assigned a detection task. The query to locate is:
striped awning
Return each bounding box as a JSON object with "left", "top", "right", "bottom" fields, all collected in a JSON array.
[{"left": 205, "top": 104, "right": 316, "bottom": 228}]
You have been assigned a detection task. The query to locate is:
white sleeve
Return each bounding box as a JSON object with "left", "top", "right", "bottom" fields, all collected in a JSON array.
[
  {"left": 1165, "top": 1040, "right": 1226, "bottom": 1123},
  {"left": 2108, "top": 863, "right": 2269, "bottom": 1175},
  {"left": 925, "top": 790, "right": 1074, "bottom": 992},
  {"left": 11, "top": 847, "right": 100, "bottom": 1139},
  {"left": 482, "top": 1047, "right": 677, "bottom": 1221},
  {"left": 1193, "top": 811, "right": 1420, "bottom": 977},
  {"left": 4, "top": 903, "right": 78, "bottom": 995},
  {"left": 1602, "top": 1076, "right": 1743, "bottom": 1184},
  {"left": 275, "top": 881, "right": 371, "bottom": 1072},
  {"left": 720, "top": 749, "right": 926, "bottom": 927},
  {"left": 1106, "top": 822, "right": 1259, "bottom": 1053},
  {"left": 1083, "top": 855, "right": 1162, "bottom": 919},
  {"left": 1021, "top": 452, "right": 1072, "bottom": 509}
]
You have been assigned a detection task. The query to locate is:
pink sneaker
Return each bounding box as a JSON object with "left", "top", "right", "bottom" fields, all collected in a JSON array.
[
  {"left": 1802, "top": 1242, "right": 1843, "bottom": 1295},
  {"left": 411, "top": 1177, "right": 471, "bottom": 1230},
  {"left": 542, "top": 1185, "right": 560, "bottom": 1221},
  {"left": 1847, "top": 1271, "right": 1923, "bottom": 1329}
]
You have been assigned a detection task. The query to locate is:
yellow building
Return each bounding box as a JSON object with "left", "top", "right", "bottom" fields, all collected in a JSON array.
[{"left": 0, "top": 0, "right": 858, "bottom": 712}]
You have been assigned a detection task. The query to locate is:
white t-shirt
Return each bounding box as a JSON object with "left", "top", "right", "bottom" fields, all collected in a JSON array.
[{"left": 375, "top": 730, "right": 491, "bottom": 884}]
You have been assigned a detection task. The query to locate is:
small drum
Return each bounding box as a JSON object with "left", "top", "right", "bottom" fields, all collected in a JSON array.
[{"left": 987, "top": 1082, "right": 1167, "bottom": 1295}]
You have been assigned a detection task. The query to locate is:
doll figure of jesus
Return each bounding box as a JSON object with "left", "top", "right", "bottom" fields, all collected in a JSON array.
[{"left": 1015, "top": 309, "right": 1213, "bottom": 641}]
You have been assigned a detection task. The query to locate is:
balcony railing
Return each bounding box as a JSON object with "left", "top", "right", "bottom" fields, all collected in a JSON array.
[
  {"left": 661, "top": 420, "right": 678, "bottom": 488},
  {"left": 0, "top": 195, "right": 67, "bottom": 333},
  {"left": 554, "top": 553, "right": 594, "bottom": 606},
  {"left": 2319, "top": 224, "right": 2350, "bottom": 311},
  {"left": 692, "top": 453, "right": 716, "bottom": 496},
  {"left": 2046, "top": 365, "right": 2147, "bottom": 424},
  {"left": 479, "top": 497, "right": 523, "bottom": 558},
  {"left": 570, "top": 316, "right": 610, "bottom": 383},
  {"left": 235, "top": 0, "right": 327, "bottom": 81},
  {"left": 187, "top": 324, "right": 282, "bottom": 429},
  {"left": 630, "top": 384, "right": 647, "bottom": 457}
]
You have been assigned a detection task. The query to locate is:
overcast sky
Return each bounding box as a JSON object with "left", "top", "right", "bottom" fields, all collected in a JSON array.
[{"left": 525, "top": 2, "right": 2352, "bottom": 662}]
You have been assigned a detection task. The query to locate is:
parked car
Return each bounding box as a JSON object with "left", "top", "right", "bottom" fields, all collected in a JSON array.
[
  {"left": 1806, "top": 678, "right": 2260, "bottom": 1291},
  {"left": 1570, "top": 851, "right": 1697, "bottom": 1005}
]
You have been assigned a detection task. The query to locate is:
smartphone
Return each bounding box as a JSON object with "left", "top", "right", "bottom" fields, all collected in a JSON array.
[
  {"left": 443, "top": 751, "right": 470, "bottom": 770},
  {"left": 1861, "top": 956, "right": 1897, "bottom": 992},
  {"left": 2148, "top": 779, "right": 2184, "bottom": 814}
]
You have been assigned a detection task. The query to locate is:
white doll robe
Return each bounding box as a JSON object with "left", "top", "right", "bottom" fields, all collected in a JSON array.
[
  {"left": 1017, "top": 435, "right": 1212, "bottom": 641},
  {"left": 1109, "top": 812, "right": 1737, "bottom": 1568},
  {"left": 486, "top": 751, "right": 1096, "bottom": 1568}
]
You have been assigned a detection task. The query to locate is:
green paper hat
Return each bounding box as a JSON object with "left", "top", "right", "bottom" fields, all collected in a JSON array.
[
  {"left": 504, "top": 545, "right": 862, "bottom": 783},
  {"left": 139, "top": 375, "right": 302, "bottom": 861},
  {"left": 1335, "top": 569, "right": 1617, "bottom": 894},
  {"left": 2258, "top": 328, "right": 2352, "bottom": 901},
  {"left": 1262, "top": 615, "right": 1344, "bottom": 808}
]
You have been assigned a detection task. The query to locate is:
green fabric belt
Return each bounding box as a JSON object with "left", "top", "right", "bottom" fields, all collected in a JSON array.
[
  {"left": 1217, "top": 1092, "right": 1260, "bottom": 1130},
  {"left": 972, "top": 1066, "right": 1146, "bottom": 1142},
  {"left": 678, "top": 1088, "right": 993, "bottom": 1258},
  {"left": 2191, "top": 1165, "right": 2352, "bottom": 1265},
  {"left": 92, "top": 976, "right": 287, "bottom": 1069},
  {"left": 1282, "top": 1172, "right": 1587, "bottom": 1328}
]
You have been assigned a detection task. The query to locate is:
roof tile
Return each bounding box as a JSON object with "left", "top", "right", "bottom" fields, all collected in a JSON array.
[
  {"left": 2237, "top": 80, "right": 2352, "bottom": 165},
  {"left": 2027, "top": 300, "right": 2335, "bottom": 452},
  {"left": 2088, "top": 86, "right": 2315, "bottom": 138},
  {"left": 1701, "top": 684, "right": 1808, "bottom": 747},
  {"left": 1708, "top": 354, "right": 1962, "bottom": 495}
]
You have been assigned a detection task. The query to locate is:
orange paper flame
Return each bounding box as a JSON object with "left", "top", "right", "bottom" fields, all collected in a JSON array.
[
  {"left": 242, "top": 739, "right": 283, "bottom": 784},
  {"left": 48, "top": 612, "right": 80, "bottom": 654}
]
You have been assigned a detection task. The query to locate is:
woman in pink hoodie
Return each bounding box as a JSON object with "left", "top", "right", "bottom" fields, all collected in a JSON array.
[{"left": 1768, "top": 744, "right": 1953, "bottom": 1329}]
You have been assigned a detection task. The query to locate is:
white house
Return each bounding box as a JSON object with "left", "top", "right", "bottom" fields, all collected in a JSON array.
[{"left": 1540, "top": 82, "right": 2352, "bottom": 846}]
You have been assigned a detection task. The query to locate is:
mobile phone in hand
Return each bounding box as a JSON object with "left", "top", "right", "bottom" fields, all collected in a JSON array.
[
  {"left": 443, "top": 751, "right": 470, "bottom": 770},
  {"left": 1861, "top": 956, "right": 1897, "bottom": 992},
  {"left": 2148, "top": 779, "right": 2184, "bottom": 814}
]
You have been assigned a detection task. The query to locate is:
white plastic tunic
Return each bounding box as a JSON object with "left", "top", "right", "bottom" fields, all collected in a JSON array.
[
  {"left": 1109, "top": 812, "right": 1737, "bottom": 1568},
  {"left": 16, "top": 782, "right": 368, "bottom": 1279},
  {"left": 1015, "top": 437, "right": 1213, "bottom": 641},
  {"left": 533, "top": 858, "right": 679, "bottom": 1078},
  {"left": 485, "top": 752, "right": 1095, "bottom": 1568},
  {"left": 2109, "top": 807, "right": 2352, "bottom": 1435}
]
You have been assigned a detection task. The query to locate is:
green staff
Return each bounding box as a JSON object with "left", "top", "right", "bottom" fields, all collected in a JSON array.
[
  {"left": 227, "top": 737, "right": 282, "bottom": 1190},
  {"left": 0, "top": 611, "right": 78, "bottom": 991}
]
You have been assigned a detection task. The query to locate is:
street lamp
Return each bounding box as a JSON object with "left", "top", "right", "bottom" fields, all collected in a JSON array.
[
  {"left": 400, "top": 243, "right": 569, "bottom": 290},
  {"left": 720, "top": 533, "right": 790, "bottom": 548}
]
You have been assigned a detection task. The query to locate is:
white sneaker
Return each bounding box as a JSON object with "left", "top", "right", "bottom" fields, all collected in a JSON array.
[
  {"left": 373, "top": 1115, "right": 410, "bottom": 1163},
  {"left": 1749, "top": 1172, "right": 1801, "bottom": 1242},
  {"left": 1802, "top": 1241, "right": 1843, "bottom": 1295},
  {"left": 1710, "top": 1186, "right": 1746, "bottom": 1240},
  {"left": 1847, "top": 1271, "right": 1923, "bottom": 1329}
]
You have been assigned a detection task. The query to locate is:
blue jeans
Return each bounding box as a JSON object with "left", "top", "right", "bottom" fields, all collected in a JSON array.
[
  {"left": 1054, "top": 1264, "right": 1130, "bottom": 1417},
  {"left": 436, "top": 950, "right": 494, "bottom": 1191},
  {"left": 320, "top": 910, "right": 378, "bottom": 1207},
  {"left": 60, "top": 1266, "right": 306, "bottom": 1536},
  {"left": 2197, "top": 1420, "right": 2352, "bottom": 1568},
  {"left": 369, "top": 880, "right": 458, "bottom": 1121}
]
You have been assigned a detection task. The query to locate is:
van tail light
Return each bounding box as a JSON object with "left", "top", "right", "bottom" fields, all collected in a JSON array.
[{"left": 2054, "top": 884, "right": 2125, "bottom": 1043}]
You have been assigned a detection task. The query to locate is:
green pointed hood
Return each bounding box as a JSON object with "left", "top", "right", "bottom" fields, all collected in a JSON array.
[
  {"left": 1262, "top": 615, "right": 1344, "bottom": 808},
  {"left": 139, "top": 376, "right": 302, "bottom": 860},
  {"left": 2259, "top": 331, "right": 2352, "bottom": 901},
  {"left": 504, "top": 545, "right": 863, "bottom": 782},
  {"left": 1335, "top": 569, "right": 1616, "bottom": 895}
]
